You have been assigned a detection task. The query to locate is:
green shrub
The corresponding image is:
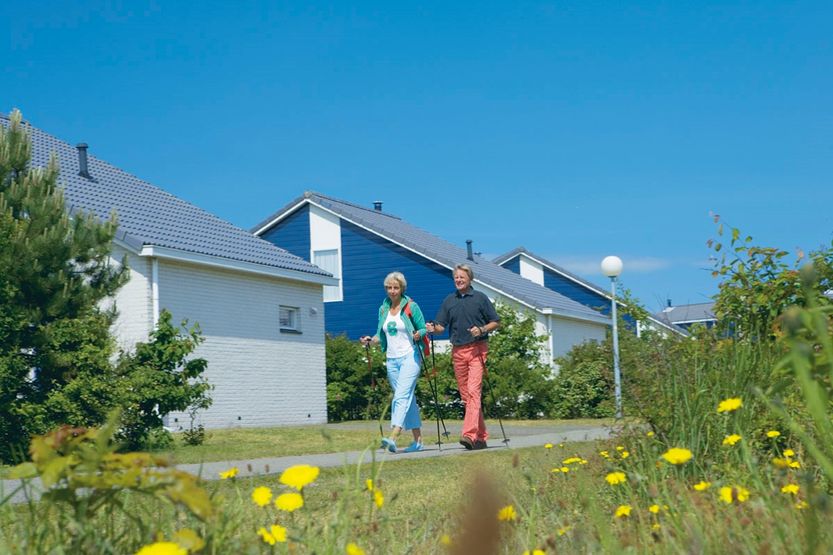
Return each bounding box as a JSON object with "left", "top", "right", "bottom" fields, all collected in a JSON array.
[
  {"left": 325, "top": 334, "right": 390, "bottom": 421},
  {"left": 551, "top": 341, "right": 614, "bottom": 419}
]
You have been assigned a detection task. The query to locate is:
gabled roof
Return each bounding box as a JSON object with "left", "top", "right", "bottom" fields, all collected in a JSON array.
[
  {"left": 2, "top": 113, "right": 332, "bottom": 283},
  {"left": 656, "top": 302, "right": 716, "bottom": 325},
  {"left": 494, "top": 246, "right": 688, "bottom": 336},
  {"left": 254, "top": 192, "right": 611, "bottom": 325}
]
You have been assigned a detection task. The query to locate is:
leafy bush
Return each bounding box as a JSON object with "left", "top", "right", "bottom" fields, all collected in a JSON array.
[
  {"left": 551, "top": 341, "right": 614, "bottom": 418},
  {"left": 114, "top": 311, "right": 213, "bottom": 450},
  {"left": 325, "top": 334, "right": 390, "bottom": 421}
]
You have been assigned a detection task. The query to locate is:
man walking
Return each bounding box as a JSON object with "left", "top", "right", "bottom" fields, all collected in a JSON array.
[{"left": 426, "top": 264, "right": 500, "bottom": 450}]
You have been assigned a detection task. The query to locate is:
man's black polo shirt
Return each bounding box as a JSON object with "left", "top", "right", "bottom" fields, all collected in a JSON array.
[{"left": 434, "top": 287, "right": 500, "bottom": 346}]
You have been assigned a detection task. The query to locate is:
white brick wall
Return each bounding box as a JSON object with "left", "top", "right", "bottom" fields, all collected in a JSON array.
[
  {"left": 108, "top": 245, "right": 153, "bottom": 352},
  {"left": 156, "top": 260, "right": 327, "bottom": 429}
]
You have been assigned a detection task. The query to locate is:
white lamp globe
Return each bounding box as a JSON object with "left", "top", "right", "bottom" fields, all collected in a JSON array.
[{"left": 601, "top": 256, "right": 623, "bottom": 278}]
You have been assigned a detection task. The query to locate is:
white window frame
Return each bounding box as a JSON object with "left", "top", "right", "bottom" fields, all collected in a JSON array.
[
  {"left": 313, "top": 248, "right": 343, "bottom": 302},
  {"left": 279, "top": 305, "right": 301, "bottom": 333}
]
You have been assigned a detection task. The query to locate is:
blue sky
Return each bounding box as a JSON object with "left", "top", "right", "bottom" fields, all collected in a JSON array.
[{"left": 3, "top": 1, "right": 831, "bottom": 311}]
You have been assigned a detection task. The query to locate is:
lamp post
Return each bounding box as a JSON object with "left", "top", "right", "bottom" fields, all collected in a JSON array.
[{"left": 601, "top": 255, "right": 623, "bottom": 420}]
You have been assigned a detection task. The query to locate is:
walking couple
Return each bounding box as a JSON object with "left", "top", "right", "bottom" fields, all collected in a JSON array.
[{"left": 360, "top": 264, "right": 500, "bottom": 454}]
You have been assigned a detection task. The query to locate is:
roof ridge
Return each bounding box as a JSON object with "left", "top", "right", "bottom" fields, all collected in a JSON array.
[{"left": 308, "top": 191, "right": 403, "bottom": 221}]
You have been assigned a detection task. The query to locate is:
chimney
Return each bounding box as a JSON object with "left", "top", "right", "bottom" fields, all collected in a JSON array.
[
  {"left": 373, "top": 201, "right": 383, "bottom": 212},
  {"left": 667, "top": 299, "right": 672, "bottom": 308},
  {"left": 466, "top": 239, "right": 474, "bottom": 261},
  {"left": 76, "top": 143, "right": 91, "bottom": 179}
]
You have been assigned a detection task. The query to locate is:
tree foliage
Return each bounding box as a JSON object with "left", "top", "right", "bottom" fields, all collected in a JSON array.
[{"left": 709, "top": 214, "right": 833, "bottom": 340}]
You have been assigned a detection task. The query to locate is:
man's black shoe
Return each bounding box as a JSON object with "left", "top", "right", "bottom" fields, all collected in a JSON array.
[
  {"left": 473, "top": 440, "right": 488, "bottom": 450},
  {"left": 459, "top": 436, "right": 474, "bottom": 450}
]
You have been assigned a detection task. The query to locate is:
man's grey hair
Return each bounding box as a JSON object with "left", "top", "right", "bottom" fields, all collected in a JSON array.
[{"left": 454, "top": 264, "right": 474, "bottom": 281}]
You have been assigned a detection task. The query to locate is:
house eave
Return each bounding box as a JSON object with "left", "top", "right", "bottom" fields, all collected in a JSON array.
[{"left": 139, "top": 244, "right": 338, "bottom": 285}]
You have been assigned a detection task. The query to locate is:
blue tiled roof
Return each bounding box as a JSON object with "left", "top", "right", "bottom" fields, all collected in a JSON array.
[
  {"left": 255, "top": 192, "right": 611, "bottom": 324},
  {"left": 1, "top": 114, "right": 330, "bottom": 279}
]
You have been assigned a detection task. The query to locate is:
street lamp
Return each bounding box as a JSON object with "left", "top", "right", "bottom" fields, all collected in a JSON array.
[{"left": 601, "top": 255, "right": 623, "bottom": 420}]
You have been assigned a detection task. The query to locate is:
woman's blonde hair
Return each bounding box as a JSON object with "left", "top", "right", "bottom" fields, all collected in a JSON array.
[
  {"left": 384, "top": 271, "right": 407, "bottom": 292},
  {"left": 454, "top": 263, "right": 474, "bottom": 281}
]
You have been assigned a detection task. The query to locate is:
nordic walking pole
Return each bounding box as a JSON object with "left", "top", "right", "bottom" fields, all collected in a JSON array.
[
  {"left": 414, "top": 336, "right": 444, "bottom": 450},
  {"left": 429, "top": 333, "right": 450, "bottom": 438},
  {"left": 364, "top": 343, "right": 384, "bottom": 437},
  {"left": 477, "top": 350, "right": 510, "bottom": 446}
]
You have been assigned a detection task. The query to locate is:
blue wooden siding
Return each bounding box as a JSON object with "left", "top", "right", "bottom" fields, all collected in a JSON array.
[
  {"left": 502, "top": 256, "right": 520, "bottom": 274},
  {"left": 326, "top": 220, "right": 454, "bottom": 340},
  {"left": 260, "top": 204, "right": 311, "bottom": 261}
]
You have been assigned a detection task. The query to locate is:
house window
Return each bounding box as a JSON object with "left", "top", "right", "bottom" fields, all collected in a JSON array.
[
  {"left": 279, "top": 306, "right": 301, "bottom": 333},
  {"left": 313, "top": 249, "right": 342, "bottom": 302}
]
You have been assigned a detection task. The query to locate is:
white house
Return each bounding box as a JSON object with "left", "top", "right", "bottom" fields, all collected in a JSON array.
[{"left": 12, "top": 113, "right": 337, "bottom": 430}]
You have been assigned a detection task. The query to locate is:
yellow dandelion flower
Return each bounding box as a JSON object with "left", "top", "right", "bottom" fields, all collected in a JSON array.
[
  {"left": 661, "top": 447, "right": 693, "bottom": 465},
  {"left": 795, "top": 500, "right": 809, "bottom": 510},
  {"left": 275, "top": 492, "right": 304, "bottom": 512},
  {"left": 647, "top": 431, "right": 655, "bottom": 438},
  {"left": 719, "top": 486, "right": 750, "bottom": 504},
  {"left": 134, "top": 542, "right": 187, "bottom": 555},
  {"left": 366, "top": 479, "right": 374, "bottom": 491},
  {"left": 717, "top": 397, "right": 742, "bottom": 413},
  {"left": 497, "top": 505, "right": 517, "bottom": 521},
  {"left": 788, "top": 460, "right": 801, "bottom": 469},
  {"left": 614, "top": 504, "right": 632, "bottom": 518},
  {"left": 551, "top": 466, "right": 570, "bottom": 473},
  {"left": 373, "top": 488, "right": 384, "bottom": 508},
  {"left": 649, "top": 504, "right": 660, "bottom": 514},
  {"left": 616, "top": 446, "right": 624, "bottom": 451},
  {"left": 781, "top": 484, "right": 799, "bottom": 495},
  {"left": 652, "top": 523, "right": 661, "bottom": 531},
  {"left": 545, "top": 443, "right": 553, "bottom": 449},
  {"left": 722, "top": 434, "right": 742, "bottom": 446},
  {"left": 605, "top": 471, "right": 627, "bottom": 486},
  {"left": 346, "top": 542, "right": 365, "bottom": 555},
  {"left": 693, "top": 481, "right": 711, "bottom": 491},
  {"left": 252, "top": 486, "right": 273, "bottom": 507},
  {"left": 279, "top": 464, "right": 320, "bottom": 491},
  {"left": 562, "top": 457, "right": 582, "bottom": 465},
  {"left": 219, "top": 467, "right": 238, "bottom": 479},
  {"left": 523, "top": 550, "right": 545, "bottom": 555},
  {"left": 440, "top": 534, "right": 452, "bottom": 546},
  {"left": 620, "top": 450, "right": 630, "bottom": 459},
  {"left": 557, "top": 525, "right": 571, "bottom": 536},
  {"left": 599, "top": 450, "right": 610, "bottom": 459},
  {"left": 784, "top": 448, "right": 795, "bottom": 457},
  {"left": 579, "top": 458, "right": 588, "bottom": 465},
  {"left": 257, "top": 524, "right": 287, "bottom": 545},
  {"left": 766, "top": 430, "right": 781, "bottom": 438}
]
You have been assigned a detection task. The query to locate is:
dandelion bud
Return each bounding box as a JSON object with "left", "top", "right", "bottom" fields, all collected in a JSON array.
[
  {"left": 799, "top": 263, "right": 817, "bottom": 287},
  {"left": 781, "top": 306, "right": 803, "bottom": 336}
]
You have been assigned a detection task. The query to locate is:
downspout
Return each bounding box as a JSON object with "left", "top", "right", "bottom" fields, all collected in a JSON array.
[{"left": 151, "top": 258, "right": 160, "bottom": 328}]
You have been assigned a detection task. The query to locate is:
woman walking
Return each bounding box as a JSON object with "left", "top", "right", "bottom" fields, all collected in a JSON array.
[{"left": 360, "top": 272, "right": 427, "bottom": 453}]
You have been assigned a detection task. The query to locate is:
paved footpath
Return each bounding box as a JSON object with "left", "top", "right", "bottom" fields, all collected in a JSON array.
[{"left": 2, "top": 422, "right": 615, "bottom": 504}]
